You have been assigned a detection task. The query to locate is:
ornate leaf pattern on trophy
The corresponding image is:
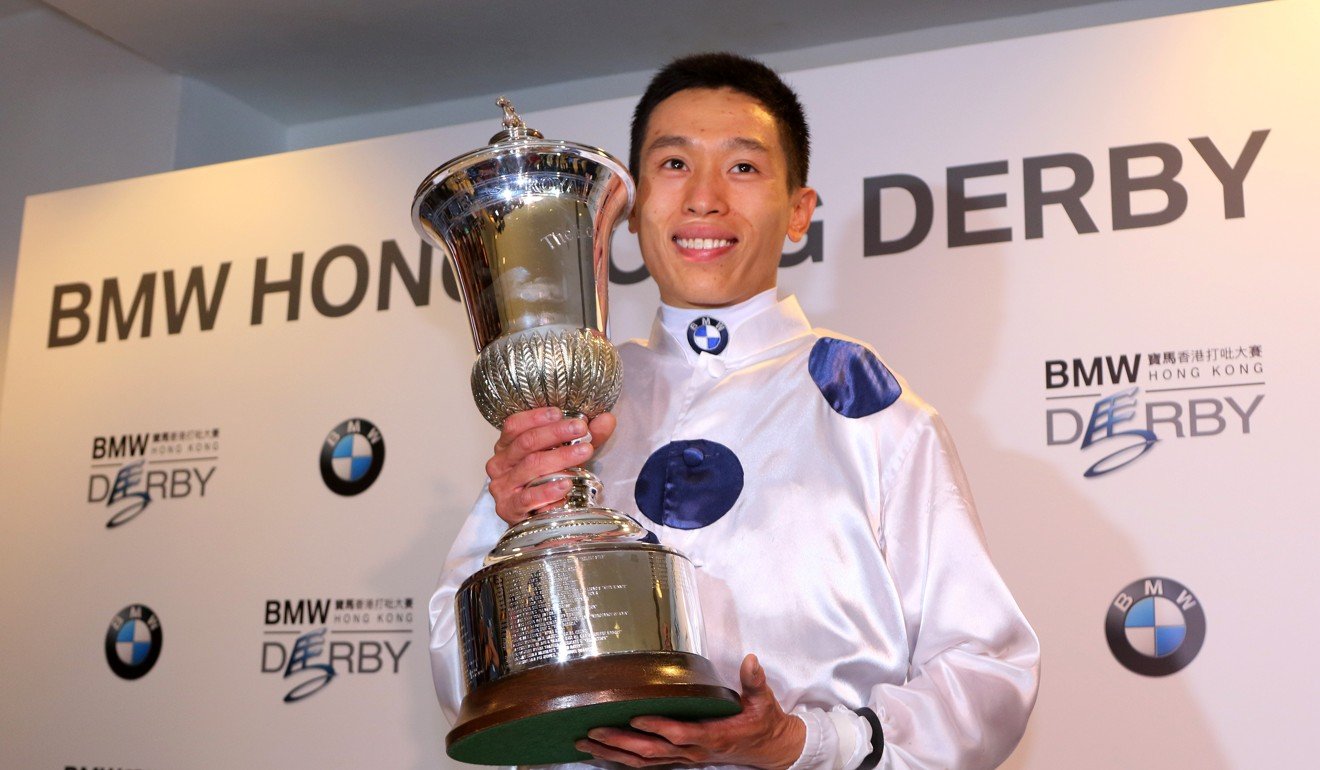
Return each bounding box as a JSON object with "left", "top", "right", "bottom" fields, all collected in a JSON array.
[
  {"left": 471, "top": 329, "right": 622, "bottom": 428},
  {"left": 512, "top": 334, "right": 536, "bottom": 406},
  {"left": 549, "top": 334, "right": 570, "bottom": 407}
]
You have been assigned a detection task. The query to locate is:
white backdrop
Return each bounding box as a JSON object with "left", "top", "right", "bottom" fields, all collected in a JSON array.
[{"left": 2, "top": 2, "right": 1316, "bottom": 768}]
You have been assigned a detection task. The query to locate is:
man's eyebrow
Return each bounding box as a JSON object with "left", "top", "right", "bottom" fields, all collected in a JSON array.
[
  {"left": 723, "top": 136, "right": 770, "bottom": 154},
  {"left": 644, "top": 135, "right": 771, "bottom": 154},
  {"left": 645, "top": 135, "right": 690, "bottom": 153}
]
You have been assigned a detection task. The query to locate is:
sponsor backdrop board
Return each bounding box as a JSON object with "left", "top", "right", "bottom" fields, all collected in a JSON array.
[{"left": 1, "top": 2, "right": 1315, "bottom": 767}]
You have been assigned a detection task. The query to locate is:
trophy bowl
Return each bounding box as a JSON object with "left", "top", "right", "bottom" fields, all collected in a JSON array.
[{"left": 413, "top": 100, "right": 740, "bottom": 765}]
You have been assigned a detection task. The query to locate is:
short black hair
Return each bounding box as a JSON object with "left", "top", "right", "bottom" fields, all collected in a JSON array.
[{"left": 629, "top": 52, "right": 811, "bottom": 190}]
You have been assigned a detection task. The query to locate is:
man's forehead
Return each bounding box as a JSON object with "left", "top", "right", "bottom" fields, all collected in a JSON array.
[{"left": 642, "top": 88, "right": 781, "bottom": 153}]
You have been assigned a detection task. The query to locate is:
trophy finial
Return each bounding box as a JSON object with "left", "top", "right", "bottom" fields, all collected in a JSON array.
[
  {"left": 491, "top": 97, "right": 542, "bottom": 142},
  {"left": 497, "top": 97, "right": 523, "bottom": 129}
]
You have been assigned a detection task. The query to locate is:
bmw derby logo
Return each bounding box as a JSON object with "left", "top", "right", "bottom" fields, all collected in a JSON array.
[
  {"left": 105, "top": 604, "right": 162, "bottom": 680},
  {"left": 687, "top": 316, "right": 729, "bottom": 356},
  {"left": 1106, "top": 576, "right": 1206, "bottom": 676},
  {"left": 320, "top": 418, "right": 385, "bottom": 496}
]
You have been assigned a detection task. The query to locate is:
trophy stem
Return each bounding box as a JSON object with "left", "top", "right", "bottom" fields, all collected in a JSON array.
[
  {"left": 525, "top": 467, "right": 601, "bottom": 513},
  {"left": 565, "top": 468, "right": 596, "bottom": 509}
]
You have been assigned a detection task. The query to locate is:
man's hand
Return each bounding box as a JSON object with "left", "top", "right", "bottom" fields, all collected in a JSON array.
[
  {"left": 485, "top": 407, "right": 617, "bottom": 526},
  {"left": 576, "top": 654, "right": 806, "bottom": 770}
]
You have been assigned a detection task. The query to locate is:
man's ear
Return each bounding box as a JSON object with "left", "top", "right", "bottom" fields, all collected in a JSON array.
[
  {"left": 786, "top": 186, "right": 818, "bottom": 242},
  {"left": 628, "top": 209, "right": 638, "bottom": 234}
]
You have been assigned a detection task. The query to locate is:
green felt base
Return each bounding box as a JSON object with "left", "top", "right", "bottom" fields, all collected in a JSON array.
[{"left": 448, "top": 694, "right": 742, "bottom": 765}]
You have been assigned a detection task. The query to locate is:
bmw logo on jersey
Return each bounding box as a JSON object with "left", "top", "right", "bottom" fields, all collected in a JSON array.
[{"left": 687, "top": 316, "right": 730, "bottom": 356}]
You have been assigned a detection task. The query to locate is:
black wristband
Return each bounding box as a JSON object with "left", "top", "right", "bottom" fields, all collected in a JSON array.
[{"left": 854, "top": 707, "right": 885, "bottom": 770}]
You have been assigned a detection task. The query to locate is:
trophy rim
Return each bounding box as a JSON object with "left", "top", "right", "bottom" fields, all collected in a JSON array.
[
  {"left": 408, "top": 134, "right": 637, "bottom": 354},
  {"left": 460, "top": 538, "right": 684, "bottom": 588},
  {"left": 409, "top": 135, "right": 635, "bottom": 239},
  {"left": 483, "top": 503, "right": 647, "bottom": 565}
]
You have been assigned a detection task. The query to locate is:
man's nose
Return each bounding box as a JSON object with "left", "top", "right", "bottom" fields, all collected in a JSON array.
[{"left": 683, "top": 168, "right": 726, "bottom": 216}]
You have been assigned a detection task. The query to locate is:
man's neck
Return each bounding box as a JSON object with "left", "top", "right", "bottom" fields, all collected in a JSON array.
[{"left": 659, "top": 288, "right": 779, "bottom": 337}]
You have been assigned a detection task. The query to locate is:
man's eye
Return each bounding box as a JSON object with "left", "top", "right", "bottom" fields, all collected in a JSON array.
[
  {"left": 663, "top": 158, "right": 686, "bottom": 170},
  {"left": 732, "top": 163, "right": 757, "bottom": 173}
]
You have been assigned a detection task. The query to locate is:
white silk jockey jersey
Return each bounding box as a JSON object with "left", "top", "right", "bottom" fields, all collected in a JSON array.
[{"left": 430, "top": 294, "right": 1040, "bottom": 770}]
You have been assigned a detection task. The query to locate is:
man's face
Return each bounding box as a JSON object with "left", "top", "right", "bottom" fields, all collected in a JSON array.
[{"left": 630, "top": 87, "right": 817, "bottom": 308}]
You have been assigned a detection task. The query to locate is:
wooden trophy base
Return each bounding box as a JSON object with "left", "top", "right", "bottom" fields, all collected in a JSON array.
[{"left": 446, "top": 651, "right": 742, "bottom": 765}]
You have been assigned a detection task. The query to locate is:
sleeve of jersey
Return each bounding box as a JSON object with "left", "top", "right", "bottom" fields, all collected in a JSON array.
[
  {"left": 427, "top": 483, "right": 506, "bottom": 724},
  {"left": 860, "top": 409, "right": 1041, "bottom": 768}
]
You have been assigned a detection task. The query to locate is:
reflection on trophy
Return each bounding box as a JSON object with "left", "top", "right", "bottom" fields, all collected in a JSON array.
[{"left": 413, "top": 100, "right": 740, "bottom": 765}]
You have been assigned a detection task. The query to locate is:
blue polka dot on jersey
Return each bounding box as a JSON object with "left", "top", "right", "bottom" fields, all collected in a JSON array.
[
  {"left": 808, "top": 337, "right": 903, "bottom": 418},
  {"left": 635, "top": 439, "right": 744, "bottom": 530}
]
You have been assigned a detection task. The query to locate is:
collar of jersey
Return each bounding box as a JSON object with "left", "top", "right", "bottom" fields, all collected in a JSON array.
[
  {"left": 647, "top": 293, "right": 813, "bottom": 367},
  {"left": 658, "top": 287, "right": 778, "bottom": 337}
]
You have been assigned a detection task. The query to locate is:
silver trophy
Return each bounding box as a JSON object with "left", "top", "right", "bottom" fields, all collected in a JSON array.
[{"left": 413, "top": 100, "right": 739, "bottom": 766}]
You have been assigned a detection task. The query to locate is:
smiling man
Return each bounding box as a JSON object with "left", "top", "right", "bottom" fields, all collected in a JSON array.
[
  {"left": 628, "top": 86, "right": 815, "bottom": 310},
  {"left": 430, "top": 53, "right": 1039, "bottom": 770}
]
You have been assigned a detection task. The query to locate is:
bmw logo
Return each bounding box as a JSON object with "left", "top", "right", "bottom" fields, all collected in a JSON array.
[
  {"left": 687, "top": 316, "right": 729, "bottom": 356},
  {"left": 320, "top": 418, "right": 385, "bottom": 496},
  {"left": 1105, "top": 576, "right": 1205, "bottom": 676},
  {"left": 105, "top": 604, "right": 162, "bottom": 680}
]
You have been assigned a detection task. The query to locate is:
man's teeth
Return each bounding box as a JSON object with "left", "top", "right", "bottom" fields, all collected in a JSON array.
[{"left": 676, "top": 237, "right": 732, "bottom": 250}]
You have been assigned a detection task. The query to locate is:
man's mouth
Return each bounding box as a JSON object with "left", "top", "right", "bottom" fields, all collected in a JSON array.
[{"left": 674, "top": 237, "right": 735, "bottom": 250}]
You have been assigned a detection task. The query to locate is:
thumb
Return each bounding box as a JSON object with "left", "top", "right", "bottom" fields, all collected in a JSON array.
[
  {"left": 588, "top": 412, "right": 616, "bottom": 450},
  {"left": 739, "top": 653, "right": 769, "bottom": 697}
]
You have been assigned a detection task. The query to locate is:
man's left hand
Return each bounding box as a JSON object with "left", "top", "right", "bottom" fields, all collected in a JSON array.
[{"left": 576, "top": 653, "right": 806, "bottom": 770}]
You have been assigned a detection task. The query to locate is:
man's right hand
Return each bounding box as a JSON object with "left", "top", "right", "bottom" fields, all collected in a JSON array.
[{"left": 484, "top": 407, "right": 617, "bottom": 526}]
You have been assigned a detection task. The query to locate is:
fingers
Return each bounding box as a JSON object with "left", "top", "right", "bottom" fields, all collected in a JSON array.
[
  {"left": 485, "top": 408, "right": 612, "bottom": 526},
  {"left": 492, "top": 478, "right": 571, "bottom": 524},
  {"left": 489, "top": 445, "right": 588, "bottom": 524},
  {"left": 627, "top": 716, "right": 702, "bottom": 749},
  {"left": 578, "top": 727, "right": 701, "bottom": 766},
  {"left": 575, "top": 739, "right": 681, "bottom": 768},
  {"left": 487, "top": 412, "right": 588, "bottom": 478},
  {"left": 513, "top": 442, "right": 593, "bottom": 487},
  {"left": 581, "top": 656, "right": 797, "bottom": 770},
  {"left": 493, "top": 407, "right": 562, "bottom": 452},
  {"left": 488, "top": 433, "right": 591, "bottom": 492}
]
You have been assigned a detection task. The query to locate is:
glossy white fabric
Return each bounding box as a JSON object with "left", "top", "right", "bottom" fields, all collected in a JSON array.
[
  {"left": 430, "top": 295, "right": 1040, "bottom": 770},
  {"left": 658, "top": 286, "right": 779, "bottom": 333}
]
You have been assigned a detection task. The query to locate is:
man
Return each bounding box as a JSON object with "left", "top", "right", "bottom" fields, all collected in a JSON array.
[{"left": 430, "top": 53, "right": 1039, "bottom": 769}]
